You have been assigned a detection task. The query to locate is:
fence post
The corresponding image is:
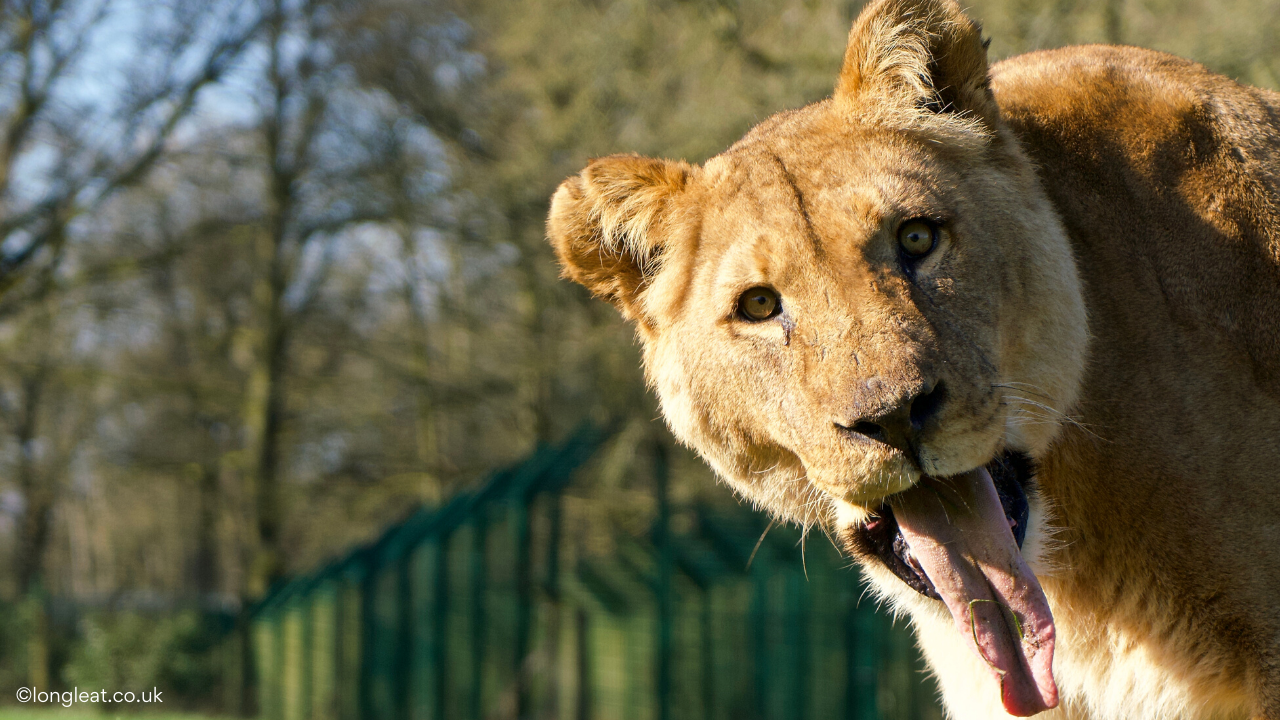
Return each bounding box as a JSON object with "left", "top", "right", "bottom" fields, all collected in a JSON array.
[
  {"left": 751, "top": 551, "right": 771, "bottom": 718},
  {"left": 845, "top": 598, "right": 879, "bottom": 720},
  {"left": 419, "top": 540, "right": 448, "bottom": 720},
  {"left": 513, "top": 497, "right": 533, "bottom": 720},
  {"left": 228, "top": 615, "right": 250, "bottom": 716},
  {"left": 700, "top": 589, "right": 715, "bottom": 720},
  {"left": 359, "top": 565, "right": 376, "bottom": 720},
  {"left": 395, "top": 553, "right": 412, "bottom": 720},
  {"left": 788, "top": 570, "right": 808, "bottom": 720},
  {"left": 312, "top": 583, "right": 338, "bottom": 720},
  {"left": 653, "top": 440, "right": 673, "bottom": 720},
  {"left": 543, "top": 492, "right": 564, "bottom": 720},
  {"left": 575, "top": 607, "right": 592, "bottom": 720},
  {"left": 469, "top": 515, "right": 486, "bottom": 720},
  {"left": 338, "top": 572, "right": 363, "bottom": 720}
]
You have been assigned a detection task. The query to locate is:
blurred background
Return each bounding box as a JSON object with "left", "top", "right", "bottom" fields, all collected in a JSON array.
[{"left": 0, "top": 0, "right": 1277, "bottom": 718}]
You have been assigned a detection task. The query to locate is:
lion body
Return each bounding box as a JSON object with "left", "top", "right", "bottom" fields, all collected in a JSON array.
[
  {"left": 548, "top": 2, "right": 1280, "bottom": 717},
  {"left": 983, "top": 46, "right": 1280, "bottom": 719}
]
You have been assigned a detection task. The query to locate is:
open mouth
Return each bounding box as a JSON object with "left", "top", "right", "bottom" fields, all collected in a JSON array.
[
  {"left": 850, "top": 451, "right": 1034, "bottom": 599},
  {"left": 844, "top": 450, "right": 1057, "bottom": 716}
]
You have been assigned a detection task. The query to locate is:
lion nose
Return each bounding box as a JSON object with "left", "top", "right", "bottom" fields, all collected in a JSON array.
[{"left": 835, "top": 381, "right": 947, "bottom": 456}]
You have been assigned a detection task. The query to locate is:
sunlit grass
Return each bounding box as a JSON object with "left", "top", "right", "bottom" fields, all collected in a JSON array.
[{"left": 0, "top": 709, "right": 230, "bottom": 720}]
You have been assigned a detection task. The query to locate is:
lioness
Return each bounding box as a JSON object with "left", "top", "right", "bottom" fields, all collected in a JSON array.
[{"left": 546, "top": 0, "right": 1280, "bottom": 716}]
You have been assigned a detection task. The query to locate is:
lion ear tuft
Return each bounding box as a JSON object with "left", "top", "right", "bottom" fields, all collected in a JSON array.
[
  {"left": 547, "top": 153, "right": 693, "bottom": 321},
  {"left": 835, "top": 0, "right": 997, "bottom": 127}
]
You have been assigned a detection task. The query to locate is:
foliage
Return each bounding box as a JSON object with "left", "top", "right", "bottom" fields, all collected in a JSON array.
[
  {"left": 0, "top": 598, "right": 34, "bottom": 692},
  {"left": 62, "top": 610, "right": 225, "bottom": 709}
]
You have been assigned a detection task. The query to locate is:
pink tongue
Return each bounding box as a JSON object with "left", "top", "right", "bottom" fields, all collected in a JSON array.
[{"left": 892, "top": 468, "right": 1058, "bottom": 716}]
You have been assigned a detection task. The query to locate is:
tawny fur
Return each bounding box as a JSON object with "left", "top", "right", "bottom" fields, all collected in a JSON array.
[{"left": 547, "top": 0, "right": 1280, "bottom": 717}]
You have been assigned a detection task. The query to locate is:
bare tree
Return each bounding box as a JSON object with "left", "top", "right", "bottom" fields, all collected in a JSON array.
[
  {"left": 0, "top": 0, "right": 260, "bottom": 312},
  {"left": 241, "top": 0, "right": 407, "bottom": 594}
]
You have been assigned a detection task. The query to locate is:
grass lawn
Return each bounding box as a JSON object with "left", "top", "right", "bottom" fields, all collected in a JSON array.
[{"left": 0, "top": 710, "right": 232, "bottom": 720}]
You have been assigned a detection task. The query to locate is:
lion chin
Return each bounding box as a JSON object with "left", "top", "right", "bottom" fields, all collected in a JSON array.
[{"left": 547, "top": 0, "right": 1280, "bottom": 717}]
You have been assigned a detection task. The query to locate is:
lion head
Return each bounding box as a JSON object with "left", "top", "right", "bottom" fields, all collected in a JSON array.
[{"left": 548, "top": 0, "right": 1088, "bottom": 712}]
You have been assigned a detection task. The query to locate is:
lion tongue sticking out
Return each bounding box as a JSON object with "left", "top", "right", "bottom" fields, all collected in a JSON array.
[{"left": 892, "top": 468, "right": 1059, "bottom": 716}]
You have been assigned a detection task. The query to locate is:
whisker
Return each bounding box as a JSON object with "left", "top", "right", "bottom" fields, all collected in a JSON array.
[
  {"left": 858, "top": 581, "right": 876, "bottom": 608},
  {"left": 746, "top": 519, "right": 776, "bottom": 570},
  {"left": 991, "top": 381, "right": 1054, "bottom": 401},
  {"left": 999, "top": 393, "right": 1105, "bottom": 441},
  {"left": 800, "top": 531, "right": 810, "bottom": 582},
  {"left": 1006, "top": 396, "right": 1070, "bottom": 419}
]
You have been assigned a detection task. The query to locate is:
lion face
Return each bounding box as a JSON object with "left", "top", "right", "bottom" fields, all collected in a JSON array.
[
  {"left": 646, "top": 125, "right": 1009, "bottom": 520},
  {"left": 548, "top": 0, "right": 1087, "bottom": 534}
]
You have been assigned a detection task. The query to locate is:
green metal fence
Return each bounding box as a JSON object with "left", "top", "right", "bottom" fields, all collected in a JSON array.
[{"left": 249, "top": 427, "right": 942, "bottom": 720}]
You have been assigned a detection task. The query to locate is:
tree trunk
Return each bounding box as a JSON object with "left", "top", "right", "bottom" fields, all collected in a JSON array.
[
  {"left": 246, "top": 0, "right": 300, "bottom": 597},
  {"left": 14, "top": 367, "right": 50, "bottom": 596},
  {"left": 246, "top": 171, "right": 293, "bottom": 597},
  {"left": 13, "top": 365, "right": 52, "bottom": 689},
  {"left": 193, "top": 462, "right": 222, "bottom": 597}
]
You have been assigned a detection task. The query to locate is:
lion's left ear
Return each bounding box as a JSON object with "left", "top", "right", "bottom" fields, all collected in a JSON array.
[{"left": 835, "top": 0, "right": 998, "bottom": 127}]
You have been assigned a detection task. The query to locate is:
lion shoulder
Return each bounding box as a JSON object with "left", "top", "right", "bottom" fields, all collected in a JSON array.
[{"left": 992, "top": 45, "right": 1280, "bottom": 397}]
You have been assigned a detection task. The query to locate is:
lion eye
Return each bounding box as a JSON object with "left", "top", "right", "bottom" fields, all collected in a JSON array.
[
  {"left": 898, "top": 219, "right": 938, "bottom": 258},
  {"left": 737, "top": 287, "right": 780, "bottom": 321}
]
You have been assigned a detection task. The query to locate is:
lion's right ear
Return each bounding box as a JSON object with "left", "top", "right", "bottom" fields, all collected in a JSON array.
[{"left": 548, "top": 153, "right": 694, "bottom": 322}]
